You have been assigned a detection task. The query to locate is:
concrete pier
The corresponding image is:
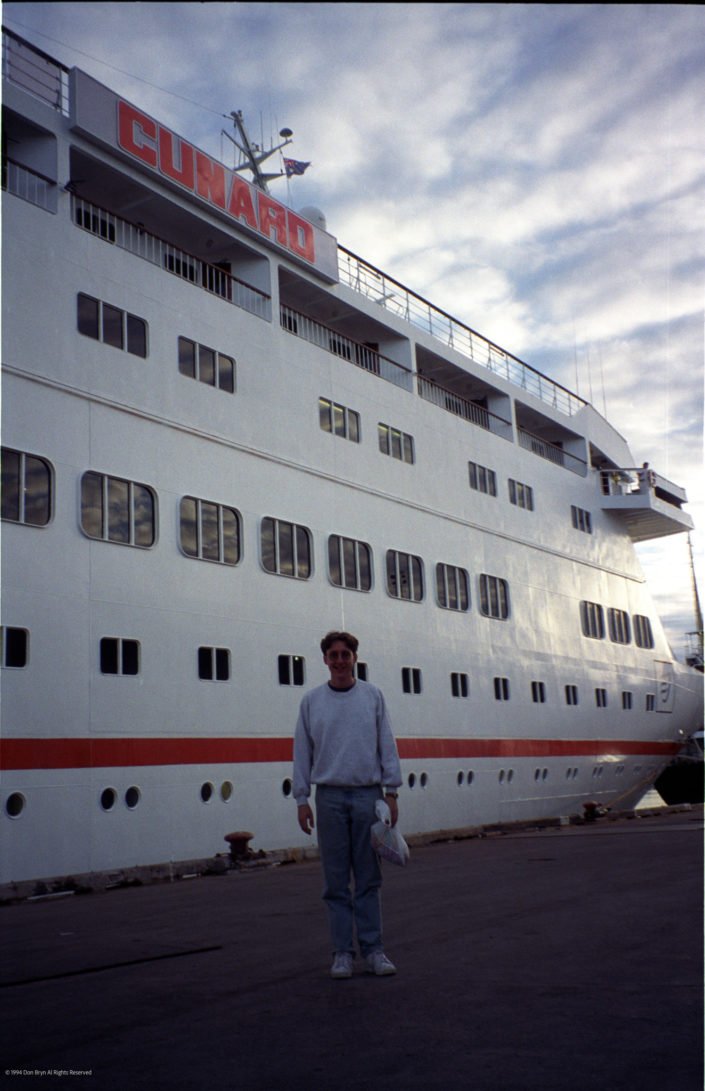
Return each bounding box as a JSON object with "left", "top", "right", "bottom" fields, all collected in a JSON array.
[{"left": 1, "top": 809, "right": 702, "bottom": 1090}]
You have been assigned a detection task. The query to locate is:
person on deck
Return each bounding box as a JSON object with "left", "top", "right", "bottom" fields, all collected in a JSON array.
[{"left": 293, "top": 630, "right": 402, "bottom": 979}]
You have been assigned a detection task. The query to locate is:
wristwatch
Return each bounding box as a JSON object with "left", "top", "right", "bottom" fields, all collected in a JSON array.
[{"left": 385, "top": 791, "right": 398, "bottom": 799}]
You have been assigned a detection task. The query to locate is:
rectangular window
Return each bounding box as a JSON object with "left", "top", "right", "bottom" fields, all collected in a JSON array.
[
  {"left": 278, "top": 654, "right": 305, "bottom": 686},
  {"left": 451, "top": 672, "right": 469, "bottom": 698},
  {"left": 509, "top": 479, "right": 534, "bottom": 510},
  {"left": 633, "top": 615, "right": 655, "bottom": 649},
  {"left": 81, "top": 472, "right": 156, "bottom": 548},
  {"left": 319, "top": 398, "right": 360, "bottom": 442},
  {"left": 378, "top": 423, "right": 414, "bottom": 464},
  {"left": 571, "top": 505, "right": 592, "bottom": 533},
  {"left": 479, "top": 575, "right": 509, "bottom": 619},
  {"left": 494, "top": 677, "right": 510, "bottom": 701},
  {"left": 402, "top": 667, "right": 422, "bottom": 694},
  {"left": 262, "top": 518, "right": 312, "bottom": 579},
  {"left": 355, "top": 661, "right": 368, "bottom": 682},
  {"left": 468, "top": 461, "right": 497, "bottom": 496},
  {"left": 608, "top": 608, "right": 631, "bottom": 645},
  {"left": 1, "top": 627, "right": 28, "bottom": 668},
  {"left": 565, "top": 684, "right": 579, "bottom": 706},
  {"left": 595, "top": 688, "right": 608, "bottom": 708},
  {"left": 436, "top": 563, "right": 470, "bottom": 611},
  {"left": 180, "top": 497, "right": 241, "bottom": 565},
  {"left": 580, "top": 601, "right": 605, "bottom": 639},
  {"left": 328, "top": 535, "right": 372, "bottom": 591},
  {"left": 198, "top": 646, "right": 230, "bottom": 681},
  {"left": 1, "top": 448, "right": 52, "bottom": 526},
  {"left": 77, "top": 294, "right": 147, "bottom": 358},
  {"left": 531, "top": 681, "right": 546, "bottom": 703},
  {"left": 622, "top": 691, "right": 633, "bottom": 710},
  {"left": 386, "top": 550, "right": 424, "bottom": 601},
  {"left": 177, "top": 336, "right": 235, "bottom": 393},
  {"left": 645, "top": 693, "right": 656, "bottom": 712},
  {"left": 100, "top": 637, "right": 140, "bottom": 676}
]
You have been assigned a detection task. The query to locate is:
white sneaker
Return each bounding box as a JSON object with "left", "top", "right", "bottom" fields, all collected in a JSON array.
[
  {"left": 365, "top": 951, "right": 397, "bottom": 976},
  {"left": 330, "top": 952, "right": 354, "bottom": 979}
]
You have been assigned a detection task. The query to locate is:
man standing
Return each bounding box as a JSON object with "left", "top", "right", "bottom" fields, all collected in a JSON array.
[{"left": 293, "top": 630, "right": 402, "bottom": 979}]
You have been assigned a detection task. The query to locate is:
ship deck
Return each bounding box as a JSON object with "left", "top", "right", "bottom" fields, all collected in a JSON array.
[{"left": 2, "top": 807, "right": 702, "bottom": 1091}]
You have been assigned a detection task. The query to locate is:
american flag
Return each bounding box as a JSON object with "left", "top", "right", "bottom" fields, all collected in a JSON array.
[{"left": 284, "top": 158, "right": 311, "bottom": 178}]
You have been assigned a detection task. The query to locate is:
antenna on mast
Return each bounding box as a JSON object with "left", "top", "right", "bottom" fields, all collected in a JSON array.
[{"left": 221, "top": 110, "right": 293, "bottom": 193}]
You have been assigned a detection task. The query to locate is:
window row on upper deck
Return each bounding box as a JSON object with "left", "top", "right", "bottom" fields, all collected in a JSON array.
[
  {"left": 3, "top": 445, "right": 658, "bottom": 650},
  {"left": 63, "top": 177, "right": 588, "bottom": 474}
]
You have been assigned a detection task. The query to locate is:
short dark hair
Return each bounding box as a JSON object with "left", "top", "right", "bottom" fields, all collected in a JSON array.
[{"left": 320, "top": 630, "right": 359, "bottom": 655}]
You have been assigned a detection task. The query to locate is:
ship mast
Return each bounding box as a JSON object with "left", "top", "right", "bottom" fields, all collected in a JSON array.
[
  {"left": 222, "top": 110, "right": 293, "bottom": 193},
  {"left": 686, "top": 532, "right": 704, "bottom": 669}
]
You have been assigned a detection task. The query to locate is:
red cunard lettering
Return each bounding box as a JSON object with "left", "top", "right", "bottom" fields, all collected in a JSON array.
[
  {"left": 257, "top": 193, "right": 288, "bottom": 247},
  {"left": 287, "top": 210, "right": 315, "bottom": 263},
  {"left": 227, "top": 176, "right": 258, "bottom": 229},
  {"left": 117, "top": 100, "right": 316, "bottom": 265},
  {"left": 195, "top": 151, "right": 226, "bottom": 209},
  {"left": 117, "top": 101, "right": 157, "bottom": 168},
  {"left": 158, "top": 129, "right": 195, "bottom": 189}
]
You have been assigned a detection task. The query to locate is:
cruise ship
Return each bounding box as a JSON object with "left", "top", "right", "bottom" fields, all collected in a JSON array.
[{"left": 1, "top": 29, "right": 701, "bottom": 888}]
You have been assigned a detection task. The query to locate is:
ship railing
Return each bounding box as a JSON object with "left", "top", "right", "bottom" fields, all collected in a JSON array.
[
  {"left": 2, "top": 157, "right": 58, "bottom": 213},
  {"left": 2, "top": 27, "right": 70, "bottom": 115},
  {"left": 600, "top": 467, "right": 687, "bottom": 505},
  {"left": 338, "top": 246, "right": 587, "bottom": 420},
  {"left": 416, "top": 375, "right": 513, "bottom": 440},
  {"left": 280, "top": 305, "right": 414, "bottom": 391},
  {"left": 518, "top": 427, "right": 588, "bottom": 476},
  {"left": 71, "top": 197, "right": 272, "bottom": 321}
]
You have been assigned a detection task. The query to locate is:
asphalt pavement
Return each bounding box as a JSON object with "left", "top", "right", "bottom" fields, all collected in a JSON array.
[{"left": 1, "top": 809, "right": 702, "bottom": 1091}]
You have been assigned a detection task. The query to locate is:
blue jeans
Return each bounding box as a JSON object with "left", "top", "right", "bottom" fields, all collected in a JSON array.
[{"left": 315, "top": 785, "right": 383, "bottom": 957}]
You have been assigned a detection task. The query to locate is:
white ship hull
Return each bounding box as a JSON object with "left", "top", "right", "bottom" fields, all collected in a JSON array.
[{"left": 1, "top": 31, "right": 701, "bottom": 886}]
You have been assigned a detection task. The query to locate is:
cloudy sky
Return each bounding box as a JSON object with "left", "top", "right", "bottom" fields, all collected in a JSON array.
[{"left": 5, "top": 2, "right": 704, "bottom": 656}]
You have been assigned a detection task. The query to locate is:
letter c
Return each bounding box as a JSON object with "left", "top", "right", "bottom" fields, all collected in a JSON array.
[{"left": 117, "top": 101, "right": 158, "bottom": 168}]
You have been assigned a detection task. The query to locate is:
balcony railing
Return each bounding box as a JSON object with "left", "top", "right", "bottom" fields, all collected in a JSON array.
[
  {"left": 281, "top": 304, "right": 514, "bottom": 439},
  {"left": 72, "top": 197, "right": 271, "bottom": 321},
  {"left": 417, "top": 375, "right": 513, "bottom": 440},
  {"left": 2, "top": 27, "right": 69, "bottom": 114},
  {"left": 518, "top": 427, "right": 588, "bottom": 476},
  {"left": 280, "top": 305, "right": 414, "bottom": 391},
  {"left": 338, "top": 246, "right": 587, "bottom": 419},
  {"left": 2, "top": 158, "right": 57, "bottom": 212}
]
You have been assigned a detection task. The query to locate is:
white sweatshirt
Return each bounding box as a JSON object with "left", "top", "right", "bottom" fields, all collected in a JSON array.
[{"left": 292, "top": 680, "right": 402, "bottom": 805}]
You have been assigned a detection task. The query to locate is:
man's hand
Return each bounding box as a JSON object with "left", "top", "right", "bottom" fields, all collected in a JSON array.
[
  {"left": 385, "top": 795, "right": 399, "bottom": 827},
  {"left": 298, "top": 803, "right": 315, "bottom": 835}
]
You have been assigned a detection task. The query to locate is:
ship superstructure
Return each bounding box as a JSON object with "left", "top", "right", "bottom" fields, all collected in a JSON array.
[{"left": 1, "top": 29, "right": 701, "bottom": 886}]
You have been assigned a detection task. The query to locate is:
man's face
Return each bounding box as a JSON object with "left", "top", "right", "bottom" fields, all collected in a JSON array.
[{"left": 323, "top": 640, "right": 357, "bottom": 688}]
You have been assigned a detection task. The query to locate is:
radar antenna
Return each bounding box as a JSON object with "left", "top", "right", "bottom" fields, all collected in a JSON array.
[{"left": 222, "top": 111, "right": 292, "bottom": 193}]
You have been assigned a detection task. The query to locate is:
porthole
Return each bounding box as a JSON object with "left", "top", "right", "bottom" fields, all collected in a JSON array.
[
  {"left": 200, "top": 781, "right": 214, "bottom": 803},
  {"left": 282, "top": 778, "right": 292, "bottom": 798},
  {"left": 408, "top": 773, "right": 416, "bottom": 789},
  {"left": 420, "top": 772, "right": 428, "bottom": 788},
  {"left": 457, "top": 771, "right": 465, "bottom": 786},
  {"left": 125, "top": 786, "right": 141, "bottom": 809},
  {"left": 508, "top": 770, "right": 514, "bottom": 783},
  {"left": 221, "top": 781, "right": 233, "bottom": 802},
  {"left": 499, "top": 770, "right": 505, "bottom": 784},
  {"left": 101, "top": 787, "right": 117, "bottom": 811},
  {"left": 6, "top": 792, "right": 25, "bottom": 819},
  {"left": 467, "top": 771, "right": 474, "bottom": 785}
]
